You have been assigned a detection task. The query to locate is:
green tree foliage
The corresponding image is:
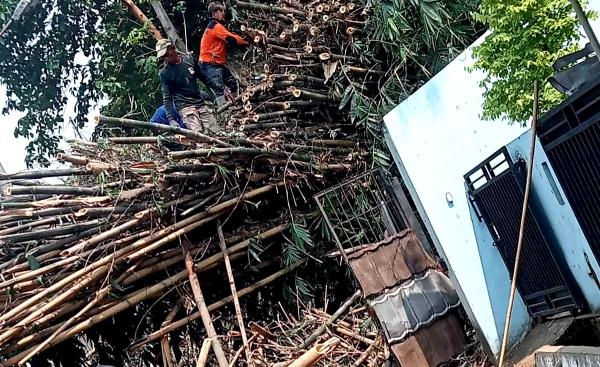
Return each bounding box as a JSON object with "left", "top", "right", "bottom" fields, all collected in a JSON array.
[
  {"left": 471, "top": 0, "right": 594, "bottom": 123},
  {"left": 0, "top": 0, "right": 207, "bottom": 167},
  {"left": 0, "top": 0, "right": 113, "bottom": 167}
]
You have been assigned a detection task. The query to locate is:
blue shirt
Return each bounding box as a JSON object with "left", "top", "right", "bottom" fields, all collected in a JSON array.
[{"left": 150, "top": 105, "right": 185, "bottom": 128}]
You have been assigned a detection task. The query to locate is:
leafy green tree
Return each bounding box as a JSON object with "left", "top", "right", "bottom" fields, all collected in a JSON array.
[
  {"left": 471, "top": 0, "right": 595, "bottom": 123},
  {"left": 0, "top": 0, "right": 113, "bottom": 167}
]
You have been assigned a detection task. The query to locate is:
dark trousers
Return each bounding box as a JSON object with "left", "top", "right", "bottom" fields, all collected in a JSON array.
[{"left": 199, "top": 63, "right": 238, "bottom": 97}]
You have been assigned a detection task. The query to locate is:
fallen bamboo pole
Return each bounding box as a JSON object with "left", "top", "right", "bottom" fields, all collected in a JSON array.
[
  {"left": 217, "top": 222, "right": 251, "bottom": 365},
  {"left": 161, "top": 301, "right": 181, "bottom": 367},
  {"left": 288, "top": 337, "right": 340, "bottom": 367},
  {"left": 0, "top": 169, "right": 89, "bottom": 181},
  {"left": 196, "top": 338, "right": 213, "bottom": 367},
  {"left": 128, "top": 259, "right": 306, "bottom": 350},
  {"left": 169, "top": 147, "right": 311, "bottom": 162},
  {"left": 299, "top": 290, "right": 361, "bottom": 349},
  {"left": 126, "top": 184, "right": 279, "bottom": 261},
  {"left": 181, "top": 240, "right": 230, "bottom": 367},
  {"left": 96, "top": 116, "right": 231, "bottom": 148},
  {"left": 235, "top": 0, "right": 306, "bottom": 17}
]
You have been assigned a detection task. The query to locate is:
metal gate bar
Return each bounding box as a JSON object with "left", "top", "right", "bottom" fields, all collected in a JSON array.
[{"left": 314, "top": 169, "right": 407, "bottom": 252}]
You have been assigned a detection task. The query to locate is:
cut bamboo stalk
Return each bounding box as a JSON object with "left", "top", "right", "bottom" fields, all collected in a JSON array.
[
  {"left": 291, "top": 89, "right": 332, "bottom": 101},
  {"left": 108, "top": 136, "right": 159, "bottom": 144},
  {"left": 59, "top": 216, "right": 146, "bottom": 257},
  {"left": 216, "top": 222, "right": 251, "bottom": 364},
  {"left": 0, "top": 263, "right": 111, "bottom": 346},
  {"left": 0, "top": 169, "right": 89, "bottom": 181},
  {"left": 161, "top": 301, "right": 181, "bottom": 367},
  {"left": 181, "top": 239, "right": 229, "bottom": 367},
  {"left": 0, "top": 216, "right": 66, "bottom": 236},
  {"left": 125, "top": 212, "right": 222, "bottom": 261},
  {"left": 17, "top": 286, "right": 112, "bottom": 365},
  {"left": 196, "top": 338, "right": 213, "bottom": 367},
  {"left": 235, "top": 0, "right": 306, "bottom": 17},
  {"left": 56, "top": 153, "right": 89, "bottom": 166},
  {"left": 123, "top": 224, "right": 287, "bottom": 285},
  {"left": 350, "top": 338, "right": 378, "bottom": 367},
  {"left": 96, "top": 116, "right": 231, "bottom": 148},
  {"left": 299, "top": 290, "right": 361, "bottom": 349},
  {"left": 169, "top": 147, "right": 311, "bottom": 163},
  {"left": 0, "top": 220, "right": 102, "bottom": 244},
  {"left": 288, "top": 337, "right": 340, "bottom": 367},
  {"left": 128, "top": 260, "right": 306, "bottom": 350}
]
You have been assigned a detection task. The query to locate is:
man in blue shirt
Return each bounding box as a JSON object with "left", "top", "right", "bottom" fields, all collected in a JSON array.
[{"left": 150, "top": 104, "right": 185, "bottom": 128}]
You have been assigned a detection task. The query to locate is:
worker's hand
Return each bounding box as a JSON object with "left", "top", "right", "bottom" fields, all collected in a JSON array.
[
  {"left": 168, "top": 119, "right": 180, "bottom": 128},
  {"left": 223, "top": 88, "right": 235, "bottom": 103}
]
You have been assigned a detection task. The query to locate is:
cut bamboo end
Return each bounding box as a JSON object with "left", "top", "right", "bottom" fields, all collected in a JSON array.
[
  {"left": 240, "top": 25, "right": 247, "bottom": 32},
  {"left": 346, "top": 27, "right": 356, "bottom": 36},
  {"left": 264, "top": 64, "right": 270, "bottom": 73},
  {"left": 338, "top": 5, "right": 347, "bottom": 14},
  {"left": 279, "top": 31, "right": 287, "bottom": 40},
  {"left": 348, "top": 2, "right": 355, "bottom": 10},
  {"left": 316, "top": 4, "right": 323, "bottom": 12},
  {"left": 266, "top": 80, "right": 274, "bottom": 89},
  {"left": 4, "top": 187, "right": 12, "bottom": 196},
  {"left": 323, "top": 15, "right": 329, "bottom": 21},
  {"left": 309, "top": 27, "right": 319, "bottom": 36},
  {"left": 323, "top": 4, "right": 330, "bottom": 12},
  {"left": 293, "top": 22, "right": 300, "bottom": 32},
  {"left": 56, "top": 153, "right": 65, "bottom": 161},
  {"left": 252, "top": 114, "right": 260, "bottom": 123},
  {"left": 284, "top": 102, "right": 292, "bottom": 109},
  {"left": 93, "top": 116, "right": 100, "bottom": 124},
  {"left": 241, "top": 93, "right": 250, "bottom": 103},
  {"left": 254, "top": 36, "right": 261, "bottom": 43},
  {"left": 304, "top": 45, "right": 313, "bottom": 54},
  {"left": 244, "top": 103, "right": 253, "bottom": 112},
  {"left": 319, "top": 53, "right": 331, "bottom": 61},
  {"left": 289, "top": 74, "right": 298, "bottom": 81},
  {"left": 292, "top": 90, "right": 302, "bottom": 98},
  {"left": 75, "top": 209, "right": 89, "bottom": 218}
]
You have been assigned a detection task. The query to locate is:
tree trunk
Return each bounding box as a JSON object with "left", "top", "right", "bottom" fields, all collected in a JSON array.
[
  {"left": 150, "top": 0, "right": 186, "bottom": 51},
  {"left": 122, "top": 0, "right": 164, "bottom": 41}
]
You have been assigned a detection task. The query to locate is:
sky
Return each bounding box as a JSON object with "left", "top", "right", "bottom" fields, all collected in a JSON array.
[{"left": 1, "top": 2, "right": 600, "bottom": 173}]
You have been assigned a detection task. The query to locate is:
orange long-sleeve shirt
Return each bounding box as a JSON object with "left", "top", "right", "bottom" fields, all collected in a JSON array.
[{"left": 200, "top": 20, "right": 249, "bottom": 65}]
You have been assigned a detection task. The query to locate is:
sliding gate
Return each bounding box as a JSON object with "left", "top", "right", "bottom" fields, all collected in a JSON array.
[
  {"left": 465, "top": 148, "right": 580, "bottom": 317},
  {"left": 537, "top": 77, "right": 600, "bottom": 264}
]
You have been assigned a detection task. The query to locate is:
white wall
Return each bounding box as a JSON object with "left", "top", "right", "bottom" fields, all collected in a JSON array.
[{"left": 383, "top": 36, "right": 530, "bottom": 356}]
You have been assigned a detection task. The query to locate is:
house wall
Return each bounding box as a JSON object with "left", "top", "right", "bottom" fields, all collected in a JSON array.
[{"left": 382, "top": 35, "right": 531, "bottom": 356}]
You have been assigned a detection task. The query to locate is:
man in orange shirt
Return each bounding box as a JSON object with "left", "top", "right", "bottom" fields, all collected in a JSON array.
[{"left": 199, "top": 2, "right": 250, "bottom": 107}]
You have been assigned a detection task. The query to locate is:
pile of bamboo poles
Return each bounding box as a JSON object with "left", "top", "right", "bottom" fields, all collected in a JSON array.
[
  {"left": 0, "top": 1, "right": 384, "bottom": 364},
  {"left": 218, "top": 0, "right": 380, "bottom": 130},
  {"left": 0, "top": 114, "right": 367, "bottom": 365},
  {"left": 224, "top": 291, "right": 387, "bottom": 367}
]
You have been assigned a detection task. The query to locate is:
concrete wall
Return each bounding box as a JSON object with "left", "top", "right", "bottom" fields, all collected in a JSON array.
[{"left": 382, "top": 35, "right": 530, "bottom": 356}]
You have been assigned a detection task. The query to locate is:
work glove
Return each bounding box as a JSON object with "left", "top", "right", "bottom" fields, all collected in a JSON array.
[{"left": 168, "top": 119, "right": 180, "bottom": 128}]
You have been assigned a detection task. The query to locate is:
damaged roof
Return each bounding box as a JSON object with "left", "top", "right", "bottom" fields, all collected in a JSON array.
[
  {"left": 347, "top": 230, "right": 437, "bottom": 297},
  {"left": 368, "top": 269, "right": 460, "bottom": 343}
]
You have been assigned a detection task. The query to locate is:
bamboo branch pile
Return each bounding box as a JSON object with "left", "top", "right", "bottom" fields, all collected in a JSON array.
[
  {"left": 231, "top": 299, "right": 387, "bottom": 366},
  {"left": 0, "top": 1, "right": 386, "bottom": 364},
  {"left": 0, "top": 106, "right": 368, "bottom": 365}
]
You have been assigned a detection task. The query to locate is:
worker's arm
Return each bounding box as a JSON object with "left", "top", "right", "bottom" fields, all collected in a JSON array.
[
  {"left": 159, "top": 72, "right": 177, "bottom": 124},
  {"left": 212, "top": 22, "right": 249, "bottom": 48}
]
